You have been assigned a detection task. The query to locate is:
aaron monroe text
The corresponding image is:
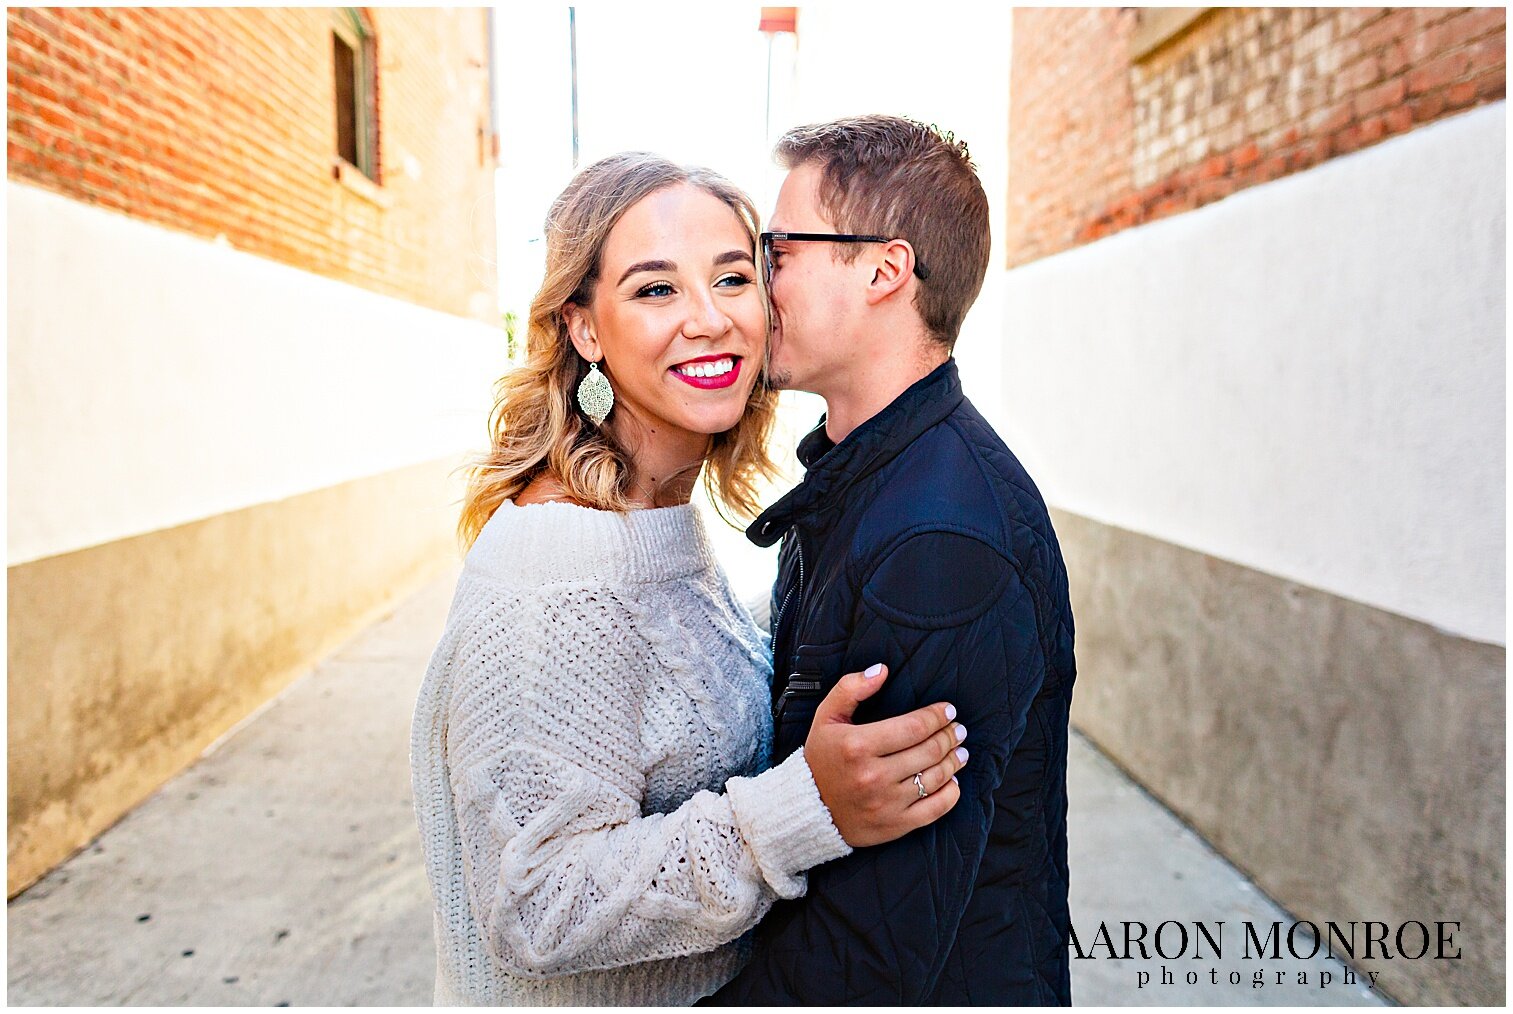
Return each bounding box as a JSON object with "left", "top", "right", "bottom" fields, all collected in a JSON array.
[{"left": 1070, "top": 919, "right": 1462, "bottom": 993}]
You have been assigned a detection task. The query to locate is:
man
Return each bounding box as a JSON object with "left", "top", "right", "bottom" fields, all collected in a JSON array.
[{"left": 708, "top": 116, "right": 1077, "bottom": 1004}]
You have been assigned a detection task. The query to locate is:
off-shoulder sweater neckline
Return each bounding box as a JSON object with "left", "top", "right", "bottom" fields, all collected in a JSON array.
[{"left": 466, "top": 498, "right": 717, "bottom": 586}]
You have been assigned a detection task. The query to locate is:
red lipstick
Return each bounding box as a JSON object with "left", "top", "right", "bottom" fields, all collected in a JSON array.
[{"left": 669, "top": 354, "right": 742, "bottom": 390}]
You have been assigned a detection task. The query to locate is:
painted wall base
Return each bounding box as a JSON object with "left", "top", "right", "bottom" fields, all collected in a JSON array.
[
  {"left": 8, "top": 456, "right": 468, "bottom": 897},
  {"left": 1056, "top": 508, "right": 1505, "bottom": 1006}
]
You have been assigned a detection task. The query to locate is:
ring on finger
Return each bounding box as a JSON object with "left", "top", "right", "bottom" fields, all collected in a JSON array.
[{"left": 913, "top": 772, "right": 927, "bottom": 799}]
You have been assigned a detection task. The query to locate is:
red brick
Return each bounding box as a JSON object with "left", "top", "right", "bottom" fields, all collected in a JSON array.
[
  {"left": 11, "top": 69, "right": 60, "bottom": 105},
  {"left": 1108, "top": 191, "right": 1142, "bottom": 216},
  {"left": 1075, "top": 220, "right": 1109, "bottom": 243},
  {"left": 1466, "top": 33, "right": 1507, "bottom": 76},
  {"left": 1310, "top": 101, "right": 1355, "bottom": 136},
  {"left": 1355, "top": 7, "right": 1416, "bottom": 53},
  {"left": 1198, "top": 153, "right": 1230, "bottom": 179},
  {"left": 1353, "top": 75, "right": 1407, "bottom": 116},
  {"left": 1408, "top": 51, "right": 1473, "bottom": 95},
  {"left": 7, "top": 20, "right": 53, "bottom": 57},
  {"left": 1195, "top": 176, "right": 1237, "bottom": 203},
  {"left": 1441, "top": 6, "right": 1508, "bottom": 46},
  {"left": 1477, "top": 65, "right": 1506, "bottom": 100},
  {"left": 7, "top": 142, "right": 43, "bottom": 171},
  {"left": 1231, "top": 140, "right": 1262, "bottom": 169},
  {"left": 1336, "top": 54, "right": 1383, "bottom": 93},
  {"left": 1303, "top": 137, "right": 1331, "bottom": 164},
  {"left": 79, "top": 165, "right": 115, "bottom": 191},
  {"left": 7, "top": 116, "right": 46, "bottom": 148},
  {"left": 1149, "top": 196, "right": 1184, "bottom": 218},
  {"left": 1335, "top": 8, "right": 1388, "bottom": 38},
  {"left": 1004, "top": 3, "right": 1507, "bottom": 264},
  {"left": 1417, "top": 5, "right": 1464, "bottom": 27},
  {"left": 1380, "top": 41, "right": 1411, "bottom": 76},
  {"left": 1331, "top": 124, "right": 1364, "bottom": 155},
  {"left": 1445, "top": 80, "right": 1479, "bottom": 108},
  {"left": 11, "top": 7, "right": 59, "bottom": 33},
  {"left": 1382, "top": 104, "right": 1414, "bottom": 135},
  {"left": 31, "top": 102, "right": 75, "bottom": 133},
  {"left": 1409, "top": 89, "right": 1448, "bottom": 121},
  {"left": 6, "top": 8, "right": 495, "bottom": 321}
]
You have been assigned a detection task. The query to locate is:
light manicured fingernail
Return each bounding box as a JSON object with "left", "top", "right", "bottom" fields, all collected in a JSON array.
[
  {"left": 944, "top": 703, "right": 957, "bottom": 721},
  {"left": 955, "top": 747, "right": 969, "bottom": 764},
  {"left": 954, "top": 725, "right": 967, "bottom": 742},
  {"left": 951, "top": 775, "right": 959, "bottom": 785},
  {"left": 864, "top": 663, "right": 884, "bottom": 678}
]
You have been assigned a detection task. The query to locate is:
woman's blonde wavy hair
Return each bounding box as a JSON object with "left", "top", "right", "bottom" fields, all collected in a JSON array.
[{"left": 456, "top": 152, "right": 781, "bottom": 551}]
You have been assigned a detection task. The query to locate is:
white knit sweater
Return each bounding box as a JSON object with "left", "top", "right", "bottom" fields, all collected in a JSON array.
[{"left": 410, "top": 499, "right": 852, "bottom": 1006}]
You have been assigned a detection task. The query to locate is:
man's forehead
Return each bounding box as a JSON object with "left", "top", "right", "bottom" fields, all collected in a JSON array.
[{"left": 770, "top": 164, "right": 832, "bottom": 231}]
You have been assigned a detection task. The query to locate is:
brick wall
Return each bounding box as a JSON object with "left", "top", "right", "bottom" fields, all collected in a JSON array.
[
  {"left": 1007, "top": 7, "right": 1506, "bottom": 268},
  {"left": 7, "top": 7, "right": 497, "bottom": 322}
]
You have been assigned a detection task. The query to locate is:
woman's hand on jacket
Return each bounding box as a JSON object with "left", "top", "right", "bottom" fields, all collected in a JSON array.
[{"left": 802, "top": 664, "right": 967, "bottom": 848}]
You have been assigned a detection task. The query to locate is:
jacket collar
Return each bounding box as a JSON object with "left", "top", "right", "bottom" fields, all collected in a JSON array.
[{"left": 747, "top": 357, "right": 964, "bottom": 547}]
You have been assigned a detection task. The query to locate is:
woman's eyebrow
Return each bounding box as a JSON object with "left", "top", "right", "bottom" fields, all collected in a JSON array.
[
  {"left": 714, "top": 250, "right": 754, "bottom": 266},
  {"left": 617, "top": 259, "right": 675, "bottom": 285}
]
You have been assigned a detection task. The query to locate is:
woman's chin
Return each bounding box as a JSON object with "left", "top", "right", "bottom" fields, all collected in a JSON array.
[{"left": 674, "top": 405, "right": 748, "bottom": 437}]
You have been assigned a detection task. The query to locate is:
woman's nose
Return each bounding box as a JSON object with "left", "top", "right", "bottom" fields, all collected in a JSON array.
[{"left": 682, "top": 291, "right": 732, "bottom": 339}]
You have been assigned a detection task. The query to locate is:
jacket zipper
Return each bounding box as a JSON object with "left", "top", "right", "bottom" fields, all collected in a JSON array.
[
  {"left": 771, "top": 533, "right": 808, "bottom": 719},
  {"left": 774, "top": 676, "right": 823, "bottom": 720},
  {"left": 771, "top": 531, "right": 804, "bottom": 657}
]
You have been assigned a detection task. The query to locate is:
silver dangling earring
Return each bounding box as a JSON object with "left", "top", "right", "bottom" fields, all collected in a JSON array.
[{"left": 576, "top": 360, "right": 614, "bottom": 425}]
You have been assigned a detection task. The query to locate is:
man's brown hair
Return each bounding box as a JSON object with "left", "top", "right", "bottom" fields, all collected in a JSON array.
[{"left": 775, "top": 114, "right": 991, "bottom": 348}]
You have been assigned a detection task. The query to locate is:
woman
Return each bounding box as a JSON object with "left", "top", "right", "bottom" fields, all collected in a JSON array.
[{"left": 410, "top": 153, "right": 967, "bottom": 1006}]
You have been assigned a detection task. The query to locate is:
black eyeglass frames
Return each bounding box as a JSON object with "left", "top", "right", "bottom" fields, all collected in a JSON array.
[{"left": 759, "top": 231, "right": 931, "bottom": 287}]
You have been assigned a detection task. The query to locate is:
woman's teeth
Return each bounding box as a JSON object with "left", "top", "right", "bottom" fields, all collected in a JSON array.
[{"left": 673, "top": 357, "right": 735, "bottom": 378}]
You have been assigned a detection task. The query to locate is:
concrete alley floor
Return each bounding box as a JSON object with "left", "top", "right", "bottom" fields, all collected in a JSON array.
[{"left": 8, "top": 565, "right": 1389, "bottom": 1006}]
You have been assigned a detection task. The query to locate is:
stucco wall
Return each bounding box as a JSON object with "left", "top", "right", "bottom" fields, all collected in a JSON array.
[
  {"left": 8, "top": 181, "right": 503, "bottom": 567},
  {"left": 998, "top": 103, "right": 1505, "bottom": 1005},
  {"left": 8, "top": 185, "right": 503, "bottom": 893},
  {"left": 8, "top": 457, "right": 465, "bottom": 897},
  {"left": 999, "top": 103, "right": 1504, "bottom": 645}
]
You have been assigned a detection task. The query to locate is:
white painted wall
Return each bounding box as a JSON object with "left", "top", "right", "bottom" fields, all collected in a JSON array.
[
  {"left": 998, "top": 104, "right": 1506, "bottom": 645},
  {"left": 8, "top": 181, "right": 505, "bottom": 566}
]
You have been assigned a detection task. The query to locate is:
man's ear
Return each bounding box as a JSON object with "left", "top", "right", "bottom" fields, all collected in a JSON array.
[
  {"left": 864, "top": 239, "right": 917, "bottom": 306},
  {"left": 563, "top": 302, "right": 602, "bottom": 362}
]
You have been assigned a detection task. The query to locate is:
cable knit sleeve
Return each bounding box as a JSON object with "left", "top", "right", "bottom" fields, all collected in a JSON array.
[{"left": 445, "top": 578, "right": 851, "bottom": 980}]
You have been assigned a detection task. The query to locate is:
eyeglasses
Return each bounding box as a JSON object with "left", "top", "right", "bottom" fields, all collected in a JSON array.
[{"left": 759, "top": 231, "right": 931, "bottom": 287}]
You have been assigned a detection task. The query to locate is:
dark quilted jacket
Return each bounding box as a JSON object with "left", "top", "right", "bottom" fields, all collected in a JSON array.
[{"left": 706, "top": 358, "right": 1076, "bottom": 1005}]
